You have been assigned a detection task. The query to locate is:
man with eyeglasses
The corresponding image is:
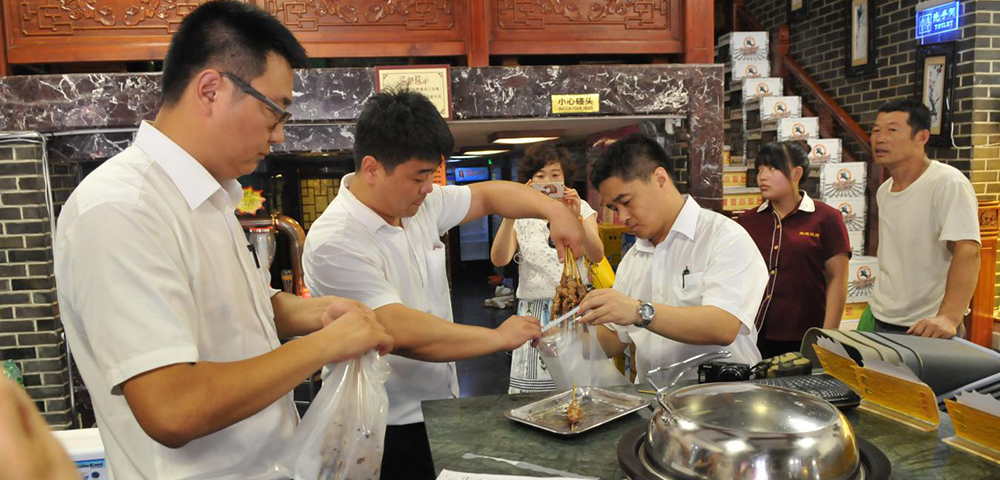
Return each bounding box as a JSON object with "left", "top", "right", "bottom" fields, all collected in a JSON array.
[{"left": 54, "top": 2, "right": 394, "bottom": 478}]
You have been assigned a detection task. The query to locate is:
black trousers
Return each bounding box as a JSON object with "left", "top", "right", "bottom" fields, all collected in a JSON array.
[{"left": 381, "top": 422, "right": 436, "bottom": 480}]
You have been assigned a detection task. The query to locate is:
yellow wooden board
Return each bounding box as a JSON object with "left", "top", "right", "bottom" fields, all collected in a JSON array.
[
  {"left": 855, "top": 367, "right": 940, "bottom": 431},
  {"left": 811, "top": 344, "right": 862, "bottom": 393},
  {"left": 943, "top": 399, "right": 1000, "bottom": 464}
]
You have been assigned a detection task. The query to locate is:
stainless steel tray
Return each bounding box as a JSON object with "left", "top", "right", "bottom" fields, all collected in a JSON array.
[{"left": 504, "top": 387, "right": 649, "bottom": 436}]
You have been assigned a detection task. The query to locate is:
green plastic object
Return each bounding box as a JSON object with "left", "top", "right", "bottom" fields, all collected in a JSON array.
[
  {"left": 2, "top": 359, "right": 23, "bottom": 386},
  {"left": 857, "top": 306, "right": 875, "bottom": 332}
]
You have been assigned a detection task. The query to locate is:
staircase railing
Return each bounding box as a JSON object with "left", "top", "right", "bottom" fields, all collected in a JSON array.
[{"left": 734, "top": 3, "right": 882, "bottom": 255}]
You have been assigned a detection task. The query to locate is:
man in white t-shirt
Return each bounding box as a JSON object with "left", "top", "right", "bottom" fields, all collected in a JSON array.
[
  {"left": 869, "top": 99, "right": 981, "bottom": 338},
  {"left": 54, "top": 3, "right": 393, "bottom": 479},
  {"left": 302, "top": 90, "right": 585, "bottom": 479},
  {"left": 577, "top": 134, "right": 767, "bottom": 381}
]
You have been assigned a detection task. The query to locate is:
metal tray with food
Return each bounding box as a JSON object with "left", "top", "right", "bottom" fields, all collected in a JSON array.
[{"left": 504, "top": 387, "right": 648, "bottom": 436}]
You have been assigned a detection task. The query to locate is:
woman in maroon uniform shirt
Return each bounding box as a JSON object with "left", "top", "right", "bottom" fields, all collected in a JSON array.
[{"left": 738, "top": 142, "right": 852, "bottom": 359}]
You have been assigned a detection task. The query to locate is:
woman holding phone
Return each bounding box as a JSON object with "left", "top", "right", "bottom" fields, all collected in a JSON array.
[{"left": 491, "top": 143, "right": 604, "bottom": 393}]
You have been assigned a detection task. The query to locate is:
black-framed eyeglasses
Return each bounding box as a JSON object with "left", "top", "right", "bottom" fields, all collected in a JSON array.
[{"left": 220, "top": 72, "right": 292, "bottom": 129}]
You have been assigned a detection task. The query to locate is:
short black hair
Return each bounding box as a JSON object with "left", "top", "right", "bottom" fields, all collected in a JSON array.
[
  {"left": 161, "top": 0, "right": 308, "bottom": 106},
  {"left": 877, "top": 99, "right": 931, "bottom": 137},
  {"left": 517, "top": 144, "right": 577, "bottom": 183},
  {"left": 354, "top": 90, "right": 455, "bottom": 172},
  {"left": 756, "top": 141, "right": 811, "bottom": 189},
  {"left": 589, "top": 134, "right": 672, "bottom": 189}
]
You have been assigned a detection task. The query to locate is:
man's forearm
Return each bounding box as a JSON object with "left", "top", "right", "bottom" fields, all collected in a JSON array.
[
  {"left": 270, "top": 292, "right": 326, "bottom": 338},
  {"left": 375, "top": 304, "right": 504, "bottom": 361},
  {"left": 938, "top": 244, "right": 981, "bottom": 325},
  {"left": 647, "top": 305, "right": 743, "bottom": 345},
  {"left": 474, "top": 181, "right": 565, "bottom": 222},
  {"left": 123, "top": 334, "right": 330, "bottom": 448}
]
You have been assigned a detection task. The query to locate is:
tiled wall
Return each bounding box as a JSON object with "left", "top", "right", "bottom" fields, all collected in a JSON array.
[{"left": 0, "top": 140, "right": 78, "bottom": 427}]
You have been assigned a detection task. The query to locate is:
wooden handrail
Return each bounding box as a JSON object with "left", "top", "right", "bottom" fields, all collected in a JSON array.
[{"left": 780, "top": 54, "right": 874, "bottom": 160}]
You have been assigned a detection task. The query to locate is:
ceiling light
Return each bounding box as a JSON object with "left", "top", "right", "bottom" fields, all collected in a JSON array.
[
  {"left": 488, "top": 130, "right": 565, "bottom": 145},
  {"left": 463, "top": 149, "right": 509, "bottom": 156}
]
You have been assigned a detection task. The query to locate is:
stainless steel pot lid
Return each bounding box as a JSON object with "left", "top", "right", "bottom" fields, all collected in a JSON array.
[
  {"left": 663, "top": 383, "right": 842, "bottom": 434},
  {"left": 617, "top": 425, "right": 892, "bottom": 480}
]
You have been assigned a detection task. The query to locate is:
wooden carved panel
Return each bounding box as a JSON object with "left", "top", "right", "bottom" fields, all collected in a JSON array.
[
  {"left": 497, "top": 0, "right": 669, "bottom": 29},
  {"left": 16, "top": 1, "right": 220, "bottom": 37},
  {"left": 5, "top": 0, "right": 465, "bottom": 64},
  {"left": 489, "top": 0, "right": 683, "bottom": 56},
  {"left": 265, "top": 0, "right": 455, "bottom": 31}
]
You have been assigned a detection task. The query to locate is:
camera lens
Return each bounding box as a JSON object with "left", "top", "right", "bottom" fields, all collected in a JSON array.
[{"left": 717, "top": 365, "right": 746, "bottom": 382}]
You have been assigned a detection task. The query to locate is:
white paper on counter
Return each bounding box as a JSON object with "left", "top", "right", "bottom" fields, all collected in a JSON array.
[
  {"left": 862, "top": 357, "right": 922, "bottom": 383},
  {"left": 956, "top": 390, "right": 1000, "bottom": 418},
  {"left": 436, "top": 470, "right": 580, "bottom": 480}
]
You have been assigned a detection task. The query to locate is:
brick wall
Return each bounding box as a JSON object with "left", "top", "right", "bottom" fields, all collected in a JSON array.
[
  {"left": 0, "top": 140, "right": 79, "bottom": 428},
  {"left": 744, "top": 0, "right": 1000, "bottom": 306}
]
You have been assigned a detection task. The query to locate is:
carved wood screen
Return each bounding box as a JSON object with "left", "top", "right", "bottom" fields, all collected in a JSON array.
[
  {"left": 490, "top": 0, "right": 683, "bottom": 55},
  {"left": 3, "top": 0, "right": 693, "bottom": 68}
]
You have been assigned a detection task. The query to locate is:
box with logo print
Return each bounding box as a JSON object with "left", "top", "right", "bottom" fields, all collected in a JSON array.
[
  {"left": 731, "top": 32, "right": 769, "bottom": 61},
  {"left": 820, "top": 162, "right": 868, "bottom": 199},
  {"left": 732, "top": 60, "right": 771, "bottom": 82},
  {"left": 807, "top": 139, "right": 843, "bottom": 164},
  {"left": 742, "top": 78, "right": 783, "bottom": 100},
  {"left": 847, "top": 256, "right": 878, "bottom": 304},
  {"left": 777, "top": 117, "right": 819, "bottom": 142},
  {"left": 760, "top": 96, "right": 802, "bottom": 123},
  {"left": 848, "top": 231, "right": 865, "bottom": 257},
  {"left": 819, "top": 197, "right": 867, "bottom": 232}
]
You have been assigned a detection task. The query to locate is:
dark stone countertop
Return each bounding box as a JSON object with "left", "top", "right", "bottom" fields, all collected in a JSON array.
[{"left": 423, "top": 385, "right": 1000, "bottom": 479}]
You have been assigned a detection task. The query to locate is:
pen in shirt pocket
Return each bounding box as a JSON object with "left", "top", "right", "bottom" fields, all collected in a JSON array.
[
  {"left": 247, "top": 243, "right": 261, "bottom": 269},
  {"left": 682, "top": 267, "right": 690, "bottom": 289}
]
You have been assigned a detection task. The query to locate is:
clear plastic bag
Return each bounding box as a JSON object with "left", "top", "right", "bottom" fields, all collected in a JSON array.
[
  {"left": 536, "top": 320, "right": 629, "bottom": 389},
  {"left": 274, "top": 351, "right": 390, "bottom": 480}
]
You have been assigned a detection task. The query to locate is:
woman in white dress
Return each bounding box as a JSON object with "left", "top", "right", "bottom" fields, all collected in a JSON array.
[{"left": 491, "top": 144, "right": 605, "bottom": 393}]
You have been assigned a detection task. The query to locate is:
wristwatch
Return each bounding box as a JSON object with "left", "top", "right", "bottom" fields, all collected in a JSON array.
[{"left": 635, "top": 302, "right": 655, "bottom": 329}]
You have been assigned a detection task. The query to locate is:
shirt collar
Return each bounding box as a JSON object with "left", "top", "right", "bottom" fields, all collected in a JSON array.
[
  {"left": 633, "top": 195, "right": 701, "bottom": 253},
  {"left": 134, "top": 121, "right": 240, "bottom": 210},
  {"left": 756, "top": 190, "right": 816, "bottom": 214},
  {"left": 338, "top": 173, "right": 394, "bottom": 234}
]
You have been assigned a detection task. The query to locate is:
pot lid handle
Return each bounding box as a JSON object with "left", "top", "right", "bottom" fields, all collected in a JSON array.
[{"left": 646, "top": 350, "right": 731, "bottom": 397}]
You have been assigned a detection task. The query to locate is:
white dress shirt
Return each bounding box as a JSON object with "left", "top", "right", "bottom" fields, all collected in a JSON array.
[
  {"left": 303, "top": 173, "right": 472, "bottom": 425},
  {"left": 609, "top": 196, "right": 766, "bottom": 382},
  {"left": 54, "top": 122, "right": 296, "bottom": 480}
]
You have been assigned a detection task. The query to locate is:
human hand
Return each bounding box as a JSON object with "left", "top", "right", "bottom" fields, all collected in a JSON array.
[
  {"left": 319, "top": 307, "right": 394, "bottom": 362},
  {"left": 318, "top": 297, "right": 373, "bottom": 327},
  {"left": 577, "top": 289, "right": 641, "bottom": 327},
  {"left": 0, "top": 376, "right": 78, "bottom": 480},
  {"left": 495, "top": 315, "right": 542, "bottom": 350},
  {"left": 907, "top": 315, "right": 959, "bottom": 338},
  {"left": 562, "top": 187, "right": 582, "bottom": 218},
  {"left": 546, "top": 199, "right": 585, "bottom": 262}
]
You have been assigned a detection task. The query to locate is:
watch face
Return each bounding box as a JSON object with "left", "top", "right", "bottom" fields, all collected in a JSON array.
[{"left": 639, "top": 303, "right": 655, "bottom": 319}]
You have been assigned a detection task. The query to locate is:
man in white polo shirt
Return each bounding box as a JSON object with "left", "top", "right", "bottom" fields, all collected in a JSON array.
[
  {"left": 578, "top": 134, "right": 767, "bottom": 381},
  {"left": 303, "top": 90, "right": 585, "bottom": 479},
  {"left": 54, "top": 2, "right": 393, "bottom": 479}
]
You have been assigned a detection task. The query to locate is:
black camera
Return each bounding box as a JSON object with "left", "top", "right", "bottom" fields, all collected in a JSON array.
[{"left": 698, "top": 360, "right": 752, "bottom": 383}]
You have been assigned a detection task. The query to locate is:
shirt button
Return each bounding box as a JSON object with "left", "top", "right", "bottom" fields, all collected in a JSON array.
[
  {"left": 773, "top": 245, "right": 779, "bottom": 250},
  {"left": 770, "top": 269, "right": 776, "bottom": 275},
  {"left": 776, "top": 224, "right": 781, "bottom": 230}
]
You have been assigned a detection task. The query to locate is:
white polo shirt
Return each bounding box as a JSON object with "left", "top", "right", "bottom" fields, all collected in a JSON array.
[
  {"left": 54, "top": 122, "right": 296, "bottom": 480},
  {"left": 609, "top": 196, "right": 766, "bottom": 382},
  {"left": 303, "top": 173, "right": 472, "bottom": 425}
]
